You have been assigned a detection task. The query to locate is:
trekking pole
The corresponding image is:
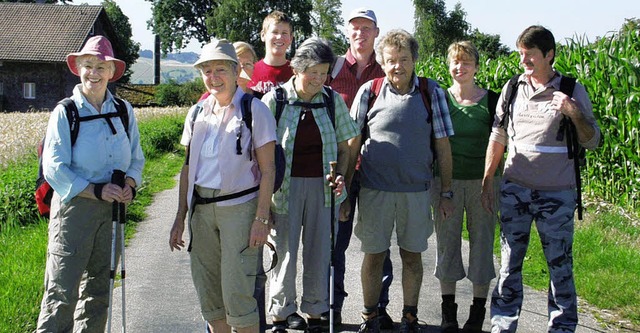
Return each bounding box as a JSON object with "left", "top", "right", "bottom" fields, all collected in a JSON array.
[
  {"left": 107, "top": 169, "right": 126, "bottom": 333},
  {"left": 117, "top": 175, "right": 128, "bottom": 333},
  {"left": 329, "top": 161, "right": 337, "bottom": 333}
]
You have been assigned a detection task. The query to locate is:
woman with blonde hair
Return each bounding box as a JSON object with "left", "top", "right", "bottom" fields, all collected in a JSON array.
[{"left": 432, "top": 40, "right": 500, "bottom": 333}]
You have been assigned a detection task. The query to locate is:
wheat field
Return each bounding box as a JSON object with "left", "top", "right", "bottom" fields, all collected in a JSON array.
[{"left": 0, "top": 106, "right": 186, "bottom": 168}]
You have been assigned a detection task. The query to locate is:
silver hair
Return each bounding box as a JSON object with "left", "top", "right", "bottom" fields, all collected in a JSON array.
[
  {"left": 290, "top": 37, "right": 335, "bottom": 73},
  {"left": 375, "top": 29, "right": 419, "bottom": 65}
]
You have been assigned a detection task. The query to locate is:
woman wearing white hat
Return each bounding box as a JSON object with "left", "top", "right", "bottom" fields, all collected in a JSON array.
[
  {"left": 36, "top": 35, "right": 145, "bottom": 332},
  {"left": 169, "top": 38, "right": 277, "bottom": 333}
]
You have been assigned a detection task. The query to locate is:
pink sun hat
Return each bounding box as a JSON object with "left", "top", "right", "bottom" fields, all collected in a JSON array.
[{"left": 66, "top": 35, "right": 126, "bottom": 82}]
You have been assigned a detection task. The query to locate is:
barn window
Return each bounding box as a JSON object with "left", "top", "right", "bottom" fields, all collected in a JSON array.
[{"left": 23, "top": 82, "right": 36, "bottom": 99}]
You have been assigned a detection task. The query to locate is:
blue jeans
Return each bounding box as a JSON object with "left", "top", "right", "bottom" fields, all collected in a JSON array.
[{"left": 334, "top": 171, "right": 393, "bottom": 311}]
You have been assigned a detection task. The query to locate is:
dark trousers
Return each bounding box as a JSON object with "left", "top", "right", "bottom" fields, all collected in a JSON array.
[{"left": 334, "top": 171, "right": 393, "bottom": 311}]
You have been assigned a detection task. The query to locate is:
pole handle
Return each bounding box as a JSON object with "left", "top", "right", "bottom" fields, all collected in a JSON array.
[
  {"left": 111, "top": 169, "right": 126, "bottom": 188},
  {"left": 329, "top": 161, "right": 337, "bottom": 188}
]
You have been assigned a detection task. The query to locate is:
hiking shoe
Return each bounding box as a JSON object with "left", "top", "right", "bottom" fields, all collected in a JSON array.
[
  {"left": 441, "top": 301, "right": 459, "bottom": 333},
  {"left": 377, "top": 307, "right": 394, "bottom": 330},
  {"left": 272, "top": 320, "right": 288, "bottom": 333},
  {"left": 462, "top": 304, "right": 486, "bottom": 333},
  {"left": 320, "top": 310, "right": 342, "bottom": 327},
  {"left": 287, "top": 312, "right": 307, "bottom": 330},
  {"left": 358, "top": 315, "right": 381, "bottom": 333},
  {"left": 398, "top": 316, "right": 427, "bottom": 333}
]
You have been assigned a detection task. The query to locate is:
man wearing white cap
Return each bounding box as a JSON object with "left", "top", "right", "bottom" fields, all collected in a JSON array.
[{"left": 326, "top": 7, "right": 394, "bottom": 329}]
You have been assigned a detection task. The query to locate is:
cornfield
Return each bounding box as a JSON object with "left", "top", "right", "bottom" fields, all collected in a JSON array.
[{"left": 417, "top": 30, "right": 640, "bottom": 212}]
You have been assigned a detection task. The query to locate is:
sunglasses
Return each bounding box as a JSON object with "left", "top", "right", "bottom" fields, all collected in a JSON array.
[{"left": 240, "top": 241, "right": 278, "bottom": 276}]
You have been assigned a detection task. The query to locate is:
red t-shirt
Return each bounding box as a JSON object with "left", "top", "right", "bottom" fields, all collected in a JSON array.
[{"left": 247, "top": 59, "right": 294, "bottom": 95}]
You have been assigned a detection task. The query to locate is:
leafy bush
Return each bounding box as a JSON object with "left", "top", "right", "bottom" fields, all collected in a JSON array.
[{"left": 154, "top": 78, "right": 204, "bottom": 106}]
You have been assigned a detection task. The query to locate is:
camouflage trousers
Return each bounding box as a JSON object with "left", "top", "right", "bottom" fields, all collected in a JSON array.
[{"left": 490, "top": 180, "right": 578, "bottom": 333}]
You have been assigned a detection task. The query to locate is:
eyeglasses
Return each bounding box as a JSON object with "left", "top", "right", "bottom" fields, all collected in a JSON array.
[
  {"left": 240, "top": 241, "right": 278, "bottom": 276},
  {"left": 240, "top": 62, "right": 254, "bottom": 70}
]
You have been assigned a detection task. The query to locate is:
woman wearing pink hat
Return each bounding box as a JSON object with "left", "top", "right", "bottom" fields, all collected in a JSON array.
[{"left": 36, "top": 35, "right": 145, "bottom": 332}]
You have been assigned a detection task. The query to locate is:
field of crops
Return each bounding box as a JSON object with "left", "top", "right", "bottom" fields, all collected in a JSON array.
[{"left": 0, "top": 106, "right": 186, "bottom": 168}]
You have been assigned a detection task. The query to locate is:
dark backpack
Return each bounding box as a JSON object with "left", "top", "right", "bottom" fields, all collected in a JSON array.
[
  {"left": 35, "top": 97, "right": 129, "bottom": 218},
  {"left": 498, "top": 74, "right": 585, "bottom": 219},
  {"left": 189, "top": 93, "right": 286, "bottom": 201}
]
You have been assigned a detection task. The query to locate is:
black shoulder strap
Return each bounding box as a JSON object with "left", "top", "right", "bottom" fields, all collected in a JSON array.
[
  {"left": 559, "top": 76, "right": 577, "bottom": 97},
  {"left": 417, "top": 77, "right": 433, "bottom": 123},
  {"left": 274, "top": 86, "right": 287, "bottom": 125},
  {"left": 113, "top": 97, "right": 130, "bottom": 138},
  {"left": 487, "top": 90, "right": 500, "bottom": 128},
  {"left": 240, "top": 93, "right": 255, "bottom": 160},
  {"left": 190, "top": 101, "right": 205, "bottom": 132},
  {"left": 322, "top": 86, "right": 336, "bottom": 128},
  {"left": 558, "top": 75, "right": 582, "bottom": 219},
  {"left": 58, "top": 98, "right": 81, "bottom": 146},
  {"left": 498, "top": 74, "right": 522, "bottom": 129},
  {"left": 241, "top": 93, "right": 255, "bottom": 133}
]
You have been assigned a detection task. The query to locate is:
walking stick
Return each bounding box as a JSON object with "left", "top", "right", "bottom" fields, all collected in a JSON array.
[
  {"left": 107, "top": 169, "right": 126, "bottom": 333},
  {"left": 329, "top": 161, "right": 337, "bottom": 333}
]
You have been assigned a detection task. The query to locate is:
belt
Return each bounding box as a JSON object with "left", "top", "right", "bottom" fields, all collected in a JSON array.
[{"left": 193, "top": 185, "right": 260, "bottom": 205}]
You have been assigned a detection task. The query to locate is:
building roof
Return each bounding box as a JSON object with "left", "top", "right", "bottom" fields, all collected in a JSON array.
[{"left": 0, "top": 3, "right": 104, "bottom": 63}]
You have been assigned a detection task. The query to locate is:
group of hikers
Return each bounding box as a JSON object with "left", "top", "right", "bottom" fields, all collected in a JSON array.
[{"left": 35, "top": 5, "right": 600, "bottom": 333}]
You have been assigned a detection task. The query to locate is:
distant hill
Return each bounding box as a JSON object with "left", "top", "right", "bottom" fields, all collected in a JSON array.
[
  {"left": 138, "top": 50, "right": 199, "bottom": 64},
  {"left": 130, "top": 50, "right": 201, "bottom": 84}
]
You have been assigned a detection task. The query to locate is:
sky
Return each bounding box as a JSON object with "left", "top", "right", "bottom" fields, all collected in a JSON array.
[{"left": 82, "top": 0, "right": 639, "bottom": 53}]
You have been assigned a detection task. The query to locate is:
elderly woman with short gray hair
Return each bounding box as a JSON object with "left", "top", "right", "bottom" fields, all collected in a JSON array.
[{"left": 261, "top": 37, "right": 359, "bottom": 333}]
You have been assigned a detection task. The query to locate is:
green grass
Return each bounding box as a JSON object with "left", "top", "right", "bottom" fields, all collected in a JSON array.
[{"left": 0, "top": 221, "right": 48, "bottom": 333}]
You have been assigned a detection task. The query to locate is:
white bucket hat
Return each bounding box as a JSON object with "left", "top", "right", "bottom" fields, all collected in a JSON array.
[{"left": 193, "top": 38, "right": 238, "bottom": 68}]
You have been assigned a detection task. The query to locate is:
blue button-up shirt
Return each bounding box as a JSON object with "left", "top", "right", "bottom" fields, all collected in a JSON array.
[{"left": 42, "top": 85, "right": 145, "bottom": 202}]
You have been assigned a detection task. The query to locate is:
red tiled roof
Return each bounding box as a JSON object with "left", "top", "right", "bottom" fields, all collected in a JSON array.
[{"left": 0, "top": 3, "right": 103, "bottom": 63}]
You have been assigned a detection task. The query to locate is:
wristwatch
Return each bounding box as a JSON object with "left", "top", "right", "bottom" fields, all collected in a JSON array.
[
  {"left": 254, "top": 216, "right": 269, "bottom": 225},
  {"left": 440, "top": 191, "right": 454, "bottom": 199}
]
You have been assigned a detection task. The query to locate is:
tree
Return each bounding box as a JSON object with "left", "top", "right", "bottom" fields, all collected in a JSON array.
[
  {"left": 413, "top": 0, "right": 469, "bottom": 61},
  {"left": 413, "top": 0, "right": 509, "bottom": 61},
  {"left": 310, "top": 0, "right": 347, "bottom": 55},
  {"left": 468, "top": 28, "right": 510, "bottom": 60},
  {"left": 147, "top": 0, "right": 216, "bottom": 54},
  {"left": 147, "top": 0, "right": 314, "bottom": 58},
  {"left": 101, "top": 0, "right": 140, "bottom": 83}
]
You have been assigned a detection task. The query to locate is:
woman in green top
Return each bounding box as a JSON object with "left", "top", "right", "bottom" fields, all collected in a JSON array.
[{"left": 432, "top": 41, "right": 500, "bottom": 333}]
